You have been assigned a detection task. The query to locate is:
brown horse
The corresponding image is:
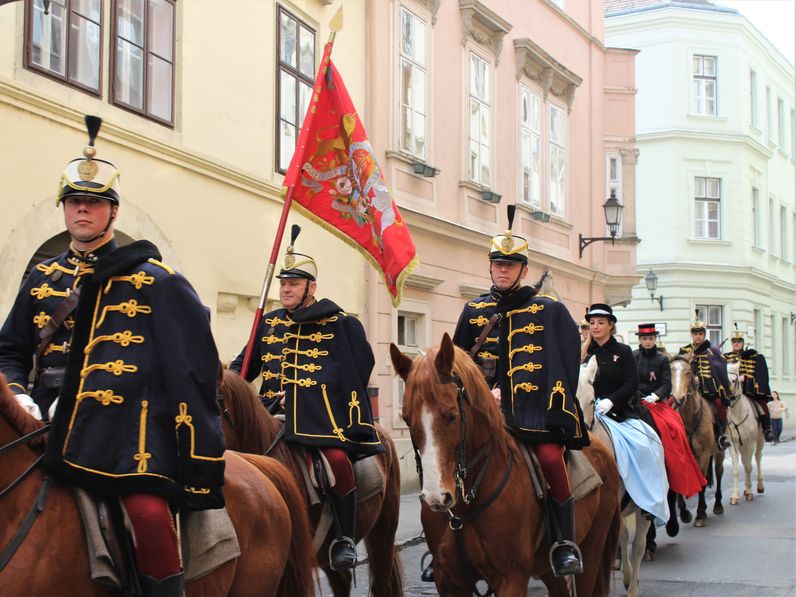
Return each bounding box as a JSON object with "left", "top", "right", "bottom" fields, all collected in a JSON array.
[
  {"left": 218, "top": 369, "right": 403, "bottom": 597},
  {"left": 0, "top": 374, "right": 315, "bottom": 597},
  {"left": 390, "top": 334, "right": 620, "bottom": 597},
  {"left": 669, "top": 354, "right": 725, "bottom": 526}
]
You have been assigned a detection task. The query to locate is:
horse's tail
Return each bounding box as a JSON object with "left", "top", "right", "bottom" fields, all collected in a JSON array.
[
  {"left": 364, "top": 429, "right": 404, "bottom": 597},
  {"left": 242, "top": 454, "right": 316, "bottom": 597}
]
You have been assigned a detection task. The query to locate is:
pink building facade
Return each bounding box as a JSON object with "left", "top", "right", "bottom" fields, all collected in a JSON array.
[{"left": 362, "top": 0, "right": 639, "bottom": 470}]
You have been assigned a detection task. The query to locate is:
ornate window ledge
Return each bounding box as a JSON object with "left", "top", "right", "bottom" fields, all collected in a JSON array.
[
  {"left": 459, "top": 284, "right": 490, "bottom": 299},
  {"left": 514, "top": 38, "right": 582, "bottom": 113},
  {"left": 405, "top": 273, "right": 444, "bottom": 290},
  {"left": 459, "top": 0, "right": 512, "bottom": 64}
]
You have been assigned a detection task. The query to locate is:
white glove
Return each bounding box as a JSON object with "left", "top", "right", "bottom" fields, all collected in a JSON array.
[
  {"left": 490, "top": 387, "right": 501, "bottom": 405},
  {"left": 48, "top": 398, "right": 60, "bottom": 420},
  {"left": 595, "top": 398, "right": 614, "bottom": 415},
  {"left": 15, "top": 393, "right": 42, "bottom": 420},
  {"left": 642, "top": 394, "right": 658, "bottom": 404}
]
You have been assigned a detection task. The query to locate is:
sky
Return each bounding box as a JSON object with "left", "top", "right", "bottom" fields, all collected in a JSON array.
[{"left": 717, "top": 0, "right": 796, "bottom": 65}]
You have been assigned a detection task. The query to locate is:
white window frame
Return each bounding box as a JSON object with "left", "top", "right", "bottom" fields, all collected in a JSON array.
[
  {"left": 769, "top": 196, "right": 776, "bottom": 255},
  {"left": 392, "top": 299, "right": 431, "bottom": 427},
  {"left": 548, "top": 102, "right": 567, "bottom": 216},
  {"left": 692, "top": 55, "right": 717, "bottom": 116},
  {"left": 398, "top": 5, "right": 428, "bottom": 160},
  {"left": 783, "top": 317, "right": 791, "bottom": 377},
  {"left": 780, "top": 205, "right": 788, "bottom": 261},
  {"left": 770, "top": 314, "right": 777, "bottom": 377},
  {"left": 694, "top": 176, "right": 721, "bottom": 240},
  {"left": 749, "top": 69, "right": 757, "bottom": 127},
  {"left": 778, "top": 98, "right": 785, "bottom": 148},
  {"left": 467, "top": 50, "right": 493, "bottom": 187},
  {"left": 766, "top": 86, "right": 772, "bottom": 142},
  {"left": 696, "top": 304, "right": 723, "bottom": 347},
  {"left": 519, "top": 84, "right": 542, "bottom": 208},
  {"left": 752, "top": 186, "right": 761, "bottom": 247}
]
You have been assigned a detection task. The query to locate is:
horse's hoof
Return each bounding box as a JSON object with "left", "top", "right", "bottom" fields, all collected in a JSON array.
[
  {"left": 757, "top": 487, "right": 765, "bottom": 494},
  {"left": 680, "top": 509, "right": 693, "bottom": 523},
  {"left": 643, "top": 549, "right": 655, "bottom": 562},
  {"left": 714, "top": 504, "right": 724, "bottom": 515},
  {"left": 730, "top": 497, "right": 739, "bottom": 505},
  {"left": 666, "top": 519, "right": 680, "bottom": 537},
  {"left": 745, "top": 494, "right": 754, "bottom": 501},
  {"left": 694, "top": 518, "right": 705, "bottom": 528}
]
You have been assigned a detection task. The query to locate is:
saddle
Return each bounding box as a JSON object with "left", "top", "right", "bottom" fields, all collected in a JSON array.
[{"left": 73, "top": 488, "right": 239, "bottom": 589}]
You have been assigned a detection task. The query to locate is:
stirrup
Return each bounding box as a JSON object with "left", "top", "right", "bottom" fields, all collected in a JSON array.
[
  {"left": 548, "top": 540, "right": 583, "bottom": 577},
  {"left": 420, "top": 551, "right": 435, "bottom": 582},
  {"left": 717, "top": 434, "right": 730, "bottom": 450},
  {"left": 328, "top": 537, "right": 357, "bottom": 571}
]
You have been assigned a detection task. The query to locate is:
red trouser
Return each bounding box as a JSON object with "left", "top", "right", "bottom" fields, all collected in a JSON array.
[
  {"left": 120, "top": 494, "right": 181, "bottom": 580},
  {"left": 531, "top": 443, "right": 571, "bottom": 502},
  {"left": 321, "top": 447, "right": 356, "bottom": 496},
  {"left": 713, "top": 398, "right": 727, "bottom": 423},
  {"left": 755, "top": 398, "right": 770, "bottom": 416}
]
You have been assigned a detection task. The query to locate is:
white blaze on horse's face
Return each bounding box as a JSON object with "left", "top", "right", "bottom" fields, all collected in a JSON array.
[
  {"left": 418, "top": 405, "right": 455, "bottom": 511},
  {"left": 670, "top": 360, "right": 686, "bottom": 401}
]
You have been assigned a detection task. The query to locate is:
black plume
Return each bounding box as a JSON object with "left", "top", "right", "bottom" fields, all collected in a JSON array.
[
  {"left": 290, "top": 224, "right": 301, "bottom": 246},
  {"left": 507, "top": 204, "right": 516, "bottom": 230},
  {"left": 85, "top": 115, "right": 102, "bottom": 146}
]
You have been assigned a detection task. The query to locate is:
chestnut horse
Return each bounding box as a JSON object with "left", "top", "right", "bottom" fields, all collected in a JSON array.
[
  {"left": 724, "top": 362, "right": 766, "bottom": 504},
  {"left": 218, "top": 369, "right": 403, "bottom": 597},
  {"left": 0, "top": 375, "right": 315, "bottom": 597},
  {"left": 390, "top": 334, "right": 620, "bottom": 597},
  {"left": 669, "top": 355, "right": 725, "bottom": 527}
]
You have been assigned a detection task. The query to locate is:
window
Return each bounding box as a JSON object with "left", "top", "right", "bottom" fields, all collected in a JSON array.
[
  {"left": 26, "top": 0, "right": 102, "bottom": 94},
  {"left": 769, "top": 196, "right": 776, "bottom": 254},
  {"left": 791, "top": 108, "right": 795, "bottom": 159},
  {"left": 769, "top": 314, "right": 777, "bottom": 376},
  {"left": 399, "top": 6, "right": 427, "bottom": 160},
  {"left": 783, "top": 317, "right": 791, "bottom": 377},
  {"left": 778, "top": 98, "right": 785, "bottom": 148},
  {"left": 549, "top": 104, "right": 566, "bottom": 216},
  {"left": 692, "top": 55, "right": 716, "bottom": 115},
  {"left": 396, "top": 308, "right": 426, "bottom": 419},
  {"left": 766, "top": 86, "right": 772, "bottom": 142},
  {"left": 397, "top": 314, "right": 419, "bottom": 348},
  {"left": 468, "top": 51, "right": 491, "bottom": 186},
  {"left": 112, "top": 0, "right": 175, "bottom": 125},
  {"left": 519, "top": 86, "right": 541, "bottom": 207},
  {"left": 696, "top": 305, "right": 723, "bottom": 346},
  {"left": 752, "top": 187, "right": 760, "bottom": 247},
  {"left": 749, "top": 70, "right": 757, "bottom": 126},
  {"left": 754, "top": 309, "right": 762, "bottom": 349},
  {"left": 276, "top": 7, "right": 315, "bottom": 173},
  {"left": 781, "top": 206, "right": 788, "bottom": 260},
  {"left": 694, "top": 177, "right": 720, "bottom": 240}
]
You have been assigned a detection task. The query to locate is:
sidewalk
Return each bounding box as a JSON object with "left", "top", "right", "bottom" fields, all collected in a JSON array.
[{"left": 356, "top": 492, "right": 424, "bottom": 562}]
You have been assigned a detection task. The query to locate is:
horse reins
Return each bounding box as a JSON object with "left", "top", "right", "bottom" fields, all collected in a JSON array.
[
  {"left": 419, "top": 372, "right": 514, "bottom": 597},
  {"left": 0, "top": 423, "right": 53, "bottom": 572}
]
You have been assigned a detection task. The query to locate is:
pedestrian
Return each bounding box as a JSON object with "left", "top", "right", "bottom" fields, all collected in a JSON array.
[
  {"left": 769, "top": 390, "right": 787, "bottom": 444},
  {"left": 229, "top": 225, "right": 383, "bottom": 571},
  {"left": 724, "top": 327, "right": 776, "bottom": 442},
  {"left": 633, "top": 323, "right": 706, "bottom": 560},
  {"left": 0, "top": 115, "right": 225, "bottom": 595},
  {"left": 453, "top": 205, "right": 589, "bottom": 578},
  {"left": 678, "top": 318, "right": 732, "bottom": 449}
]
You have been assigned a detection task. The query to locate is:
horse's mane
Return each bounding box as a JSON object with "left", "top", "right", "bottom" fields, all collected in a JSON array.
[
  {"left": 0, "top": 374, "right": 45, "bottom": 438},
  {"left": 220, "top": 369, "right": 281, "bottom": 454},
  {"left": 406, "top": 345, "right": 511, "bottom": 456}
]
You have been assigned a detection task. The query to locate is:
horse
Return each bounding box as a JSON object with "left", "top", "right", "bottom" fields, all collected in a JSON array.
[
  {"left": 390, "top": 334, "right": 620, "bottom": 597},
  {"left": 725, "top": 362, "right": 765, "bottom": 504},
  {"left": 0, "top": 374, "right": 315, "bottom": 597},
  {"left": 218, "top": 369, "right": 403, "bottom": 597},
  {"left": 669, "top": 354, "right": 725, "bottom": 527},
  {"left": 577, "top": 356, "right": 667, "bottom": 597}
]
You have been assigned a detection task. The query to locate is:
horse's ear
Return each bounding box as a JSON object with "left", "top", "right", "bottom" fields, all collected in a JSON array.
[
  {"left": 390, "top": 343, "right": 413, "bottom": 382},
  {"left": 435, "top": 333, "right": 455, "bottom": 377}
]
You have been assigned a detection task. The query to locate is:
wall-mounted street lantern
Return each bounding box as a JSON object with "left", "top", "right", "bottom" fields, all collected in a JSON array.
[
  {"left": 578, "top": 189, "right": 624, "bottom": 258},
  {"left": 411, "top": 162, "right": 438, "bottom": 177},
  {"left": 531, "top": 209, "right": 551, "bottom": 223},
  {"left": 644, "top": 269, "right": 664, "bottom": 311},
  {"left": 481, "top": 190, "right": 502, "bottom": 204}
]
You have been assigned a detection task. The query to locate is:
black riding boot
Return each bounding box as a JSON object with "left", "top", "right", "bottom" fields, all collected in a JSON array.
[
  {"left": 139, "top": 572, "right": 184, "bottom": 597},
  {"left": 329, "top": 491, "right": 357, "bottom": 571},
  {"left": 547, "top": 497, "right": 583, "bottom": 577},
  {"left": 759, "top": 413, "right": 775, "bottom": 442},
  {"left": 715, "top": 420, "right": 730, "bottom": 450}
]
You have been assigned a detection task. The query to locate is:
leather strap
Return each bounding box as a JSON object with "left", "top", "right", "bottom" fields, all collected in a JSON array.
[
  {"left": 35, "top": 287, "right": 80, "bottom": 360},
  {"left": 469, "top": 314, "right": 500, "bottom": 360}
]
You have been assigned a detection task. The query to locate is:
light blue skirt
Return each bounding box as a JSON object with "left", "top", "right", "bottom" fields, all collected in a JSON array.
[{"left": 597, "top": 413, "right": 670, "bottom": 525}]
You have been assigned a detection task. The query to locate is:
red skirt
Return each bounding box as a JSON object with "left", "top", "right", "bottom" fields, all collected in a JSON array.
[{"left": 644, "top": 401, "right": 707, "bottom": 498}]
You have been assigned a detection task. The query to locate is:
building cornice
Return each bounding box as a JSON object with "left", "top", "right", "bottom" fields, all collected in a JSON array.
[
  {"left": 458, "top": 0, "right": 512, "bottom": 64},
  {"left": 639, "top": 262, "right": 796, "bottom": 292},
  {"left": 636, "top": 128, "right": 775, "bottom": 160},
  {"left": 540, "top": 0, "right": 605, "bottom": 50},
  {"left": 0, "top": 77, "right": 284, "bottom": 202}
]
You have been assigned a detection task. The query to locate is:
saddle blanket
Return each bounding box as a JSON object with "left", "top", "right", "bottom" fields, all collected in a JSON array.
[
  {"left": 74, "top": 488, "right": 240, "bottom": 588},
  {"left": 295, "top": 447, "right": 385, "bottom": 506},
  {"left": 519, "top": 443, "right": 603, "bottom": 502}
]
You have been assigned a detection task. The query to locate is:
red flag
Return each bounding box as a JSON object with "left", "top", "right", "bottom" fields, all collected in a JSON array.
[{"left": 284, "top": 41, "right": 418, "bottom": 306}]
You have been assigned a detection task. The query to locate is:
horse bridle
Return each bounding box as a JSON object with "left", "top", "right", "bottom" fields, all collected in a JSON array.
[
  {"left": 412, "top": 372, "right": 514, "bottom": 597},
  {"left": 0, "top": 423, "right": 53, "bottom": 572}
]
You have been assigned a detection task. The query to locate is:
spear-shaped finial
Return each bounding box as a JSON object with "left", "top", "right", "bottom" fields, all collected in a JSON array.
[{"left": 329, "top": 6, "right": 343, "bottom": 43}]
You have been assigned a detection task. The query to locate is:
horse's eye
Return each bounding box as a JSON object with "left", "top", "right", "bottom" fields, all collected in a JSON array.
[{"left": 445, "top": 410, "right": 457, "bottom": 424}]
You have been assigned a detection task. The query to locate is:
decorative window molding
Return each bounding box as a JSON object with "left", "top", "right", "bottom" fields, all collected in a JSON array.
[
  {"left": 405, "top": 273, "right": 444, "bottom": 290},
  {"left": 513, "top": 38, "right": 581, "bottom": 113},
  {"left": 458, "top": 0, "right": 512, "bottom": 65},
  {"left": 459, "top": 284, "right": 490, "bottom": 299},
  {"left": 412, "top": 0, "right": 442, "bottom": 25}
]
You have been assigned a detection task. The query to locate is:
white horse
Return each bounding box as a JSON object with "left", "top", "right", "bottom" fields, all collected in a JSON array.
[
  {"left": 578, "top": 356, "right": 649, "bottom": 597},
  {"left": 725, "top": 361, "right": 765, "bottom": 505}
]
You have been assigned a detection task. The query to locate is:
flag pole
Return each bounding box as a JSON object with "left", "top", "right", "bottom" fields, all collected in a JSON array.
[{"left": 239, "top": 6, "right": 343, "bottom": 379}]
